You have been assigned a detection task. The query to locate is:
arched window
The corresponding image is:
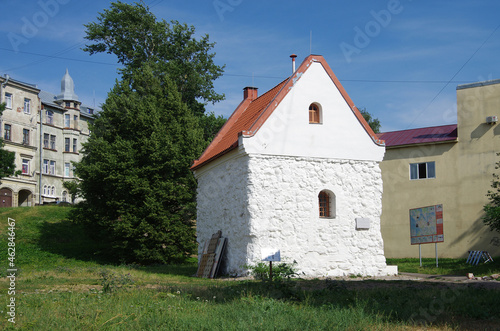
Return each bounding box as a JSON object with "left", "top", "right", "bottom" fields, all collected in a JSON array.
[
  {"left": 62, "top": 191, "right": 67, "bottom": 202},
  {"left": 43, "top": 185, "right": 47, "bottom": 196},
  {"left": 318, "top": 190, "right": 336, "bottom": 218},
  {"left": 51, "top": 186, "right": 55, "bottom": 196},
  {"left": 309, "top": 103, "right": 321, "bottom": 124}
]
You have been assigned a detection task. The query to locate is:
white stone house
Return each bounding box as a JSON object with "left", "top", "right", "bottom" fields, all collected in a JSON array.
[{"left": 192, "top": 55, "right": 393, "bottom": 277}]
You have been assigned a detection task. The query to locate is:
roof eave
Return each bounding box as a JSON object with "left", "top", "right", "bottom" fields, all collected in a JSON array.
[{"left": 386, "top": 138, "right": 458, "bottom": 149}]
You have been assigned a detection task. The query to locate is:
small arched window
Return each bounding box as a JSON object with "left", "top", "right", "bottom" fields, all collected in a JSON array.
[
  {"left": 51, "top": 186, "right": 55, "bottom": 196},
  {"left": 43, "top": 185, "right": 47, "bottom": 196},
  {"left": 62, "top": 191, "right": 67, "bottom": 202},
  {"left": 318, "top": 190, "right": 336, "bottom": 218},
  {"left": 309, "top": 103, "right": 321, "bottom": 124}
]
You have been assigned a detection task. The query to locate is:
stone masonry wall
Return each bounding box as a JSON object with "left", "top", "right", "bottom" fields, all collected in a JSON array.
[
  {"left": 195, "top": 152, "right": 253, "bottom": 276},
  {"left": 246, "top": 154, "right": 387, "bottom": 277}
]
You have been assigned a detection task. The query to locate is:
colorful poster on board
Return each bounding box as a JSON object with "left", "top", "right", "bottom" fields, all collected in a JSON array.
[{"left": 409, "top": 204, "right": 444, "bottom": 245}]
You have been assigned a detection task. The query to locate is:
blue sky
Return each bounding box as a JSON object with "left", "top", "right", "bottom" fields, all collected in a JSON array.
[{"left": 1, "top": 0, "right": 499, "bottom": 132}]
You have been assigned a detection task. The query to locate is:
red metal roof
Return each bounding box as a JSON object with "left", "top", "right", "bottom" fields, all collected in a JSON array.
[
  {"left": 191, "top": 55, "right": 383, "bottom": 170},
  {"left": 377, "top": 124, "right": 458, "bottom": 147}
]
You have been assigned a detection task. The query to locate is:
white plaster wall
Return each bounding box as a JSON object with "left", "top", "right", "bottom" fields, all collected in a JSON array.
[
  {"left": 194, "top": 149, "right": 254, "bottom": 276},
  {"left": 246, "top": 154, "right": 388, "bottom": 277},
  {"left": 243, "top": 61, "right": 385, "bottom": 162}
]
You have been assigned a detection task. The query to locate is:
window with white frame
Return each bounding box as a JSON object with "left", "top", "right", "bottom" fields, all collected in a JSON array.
[
  {"left": 43, "top": 159, "right": 49, "bottom": 174},
  {"left": 64, "top": 137, "right": 70, "bottom": 152},
  {"left": 64, "top": 114, "right": 70, "bottom": 128},
  {"left": 51, "top": 186, "right": 55, "bottom": 196},
  {"left": 62, "top": 191, "right": 67, "bottom": 202},
  {"left": 24, "top": 98, "right": 31, "bottom": 114},
  {"left": 73, "top": 115, "right": 78, "bottom": 130},
  {"left": 22, "top": 159, "right": 29, "bottom": 174},
  {"left": 64, "top": 163, "right": 70, "bottom": 177},
  {"left": 43, "top": 185, "right": 47, "bottom": 195},
  {"left": 43, "top": 133, "right": 49, "bottom": 148},
  {"left": 4, "top": 124, "right": 11, "bottom": 141},
  {"left": 46, "top": 110, "right": 54, "bottom": 125},
  {"left": 410, "top": 161, "right": 436, "bottom": 180},
  {"left": 49, "top": 160, "right": 56, "bottom": 175},
  {"left": 5, "top": 93, "right": 12, "bottom": 109},
  {"left": 50, "top": 135, "right": 56, "bottom": 150},
  {"left": 22, "top": 128, "right": 29, "bottom": 145},
  {"left": 72, "top": 138, "right": 77, "bottom": 153}
]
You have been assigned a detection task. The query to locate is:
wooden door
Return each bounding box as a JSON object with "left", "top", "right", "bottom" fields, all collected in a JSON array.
[{"left": 0, "top": 188, "right": 13, "bottom": 208}]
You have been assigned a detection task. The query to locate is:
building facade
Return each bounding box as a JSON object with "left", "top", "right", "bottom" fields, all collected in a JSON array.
[
  {"left": 379, "top": 79, "right": 500, "bottom": 258},
  {"left": 192, "top": 55, "right": 394, "bottom": 277},
  {"left": 0, "top": 75, "right": 40, "bottom": 207},
  {"left": 0, "top": 70, "right": 94, "bottom": 207}
]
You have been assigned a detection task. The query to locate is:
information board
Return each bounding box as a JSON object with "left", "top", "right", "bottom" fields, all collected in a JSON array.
[
  {"left": 409, "top": 204, "right": 444, "bottom": 245},
  {"left": 261, "top": 248, "right": 281, "bottom": 262}
]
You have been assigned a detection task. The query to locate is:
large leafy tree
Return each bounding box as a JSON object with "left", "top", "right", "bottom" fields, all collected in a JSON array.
[
  {"left": 0, "top": 103, "right": 18, "bottom": 180},
  {"left": 82, "top": 1, "right": 225, "bottom": 117},
  {"left": 359, "top": 107, "right": 381, "bottom": 134},
  {"left": 74, "top": 64, "right": 205, "bottom": 263},
  {"left": 483, "top": 153, "right": 500, "bottom": 232}
]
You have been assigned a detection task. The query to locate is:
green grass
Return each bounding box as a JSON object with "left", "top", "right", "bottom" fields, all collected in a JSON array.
[
  {"left": 386, "top": 257, "right": 500, "bottom": 276},
  {"left": 1, "top": 206, "right": 500, "bottom": 330}
]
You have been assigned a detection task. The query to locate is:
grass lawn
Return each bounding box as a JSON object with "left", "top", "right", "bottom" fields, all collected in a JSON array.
[
  {"left": 387, "top": 257, "right": 500, "bottom": 277},
  {"left": 1, "top": 206, "right": 499, "bottom": 330}
]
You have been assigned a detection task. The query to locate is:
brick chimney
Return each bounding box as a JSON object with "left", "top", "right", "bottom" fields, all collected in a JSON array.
[{"left": 243, "top": 86, "right": 258, "bottom": 101}]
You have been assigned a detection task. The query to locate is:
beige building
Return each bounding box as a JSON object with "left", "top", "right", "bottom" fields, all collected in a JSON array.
[
  {"left": 0, "top": 70, "right": 93, "bottom": 207},
  {"left": 0, "top": 75, "right": 40, "bottom": 207},
  {"left": 379, "top": 79, "right": 500, "bottom": 258}
]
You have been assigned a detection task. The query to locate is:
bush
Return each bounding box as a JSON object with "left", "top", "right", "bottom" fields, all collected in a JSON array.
[{"left": 246, "top": 261, "right": 298, "bottom": 282}]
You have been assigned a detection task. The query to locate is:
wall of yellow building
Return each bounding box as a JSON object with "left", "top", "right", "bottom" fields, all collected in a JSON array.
[{"left": 381, "top": 80, "right": 500, "bottom": 258}]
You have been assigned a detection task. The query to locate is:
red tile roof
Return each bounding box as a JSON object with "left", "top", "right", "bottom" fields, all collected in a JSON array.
[
  {"left": 191, "top": 55, "right": 383, "bottom": 170},
  {"left": 377, "top": 124, "right": 458, "bottom": 147},
  {"left": 190, "top": 79, "right": 288, "bottom": 170}
]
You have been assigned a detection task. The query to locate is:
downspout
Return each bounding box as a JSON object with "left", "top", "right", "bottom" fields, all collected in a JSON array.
[
  {"left": 0, "top": 75, "right": 10, "bottom": 160},
  {"left": 1, "top": 74, "right": 10, "bottom": 104},
  {"left": 39, "top": 103, "right": 43, "bottom": 205}
]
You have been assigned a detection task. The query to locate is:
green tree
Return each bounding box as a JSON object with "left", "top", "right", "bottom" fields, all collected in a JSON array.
[
  {"left": 0, "top": 103, "right": 19, "bottom": 180},
  {"left": 483, "top": 153, "right": 500, "bottom": 232},
  {"left": 359, "top": 107, "right": 381, "bottom": 134},
  {"left": 63, "top": 180, "right": 80, "bottom": 204},
  {"left": 199, "top": 111, "right": 226, "bottom": 143},
  {"left": 82, "top": 1, "right": 225, "bottom": 117},
  {"left": 73, "top": 64, "right": 204, "bottom": 264}
]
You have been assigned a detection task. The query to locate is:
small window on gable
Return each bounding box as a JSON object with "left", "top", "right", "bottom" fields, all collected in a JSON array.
[
  {"left": 309, "top": 103, "right": 321, "bottom": 124},
  {"left": 319, "top": 190, "right": 336, "bottom": 218}
]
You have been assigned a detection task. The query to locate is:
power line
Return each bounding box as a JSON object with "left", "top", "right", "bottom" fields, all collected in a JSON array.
[
  {"left": 0, "top": 47, "right": 120, "bottom": 69},
  {"left": 0, "top": 45, "right": 495, "bottom": 86},
  {"left": 405, "top": 23, "right": 500, "bottom": 129},
  {"left": 2, "top": 41, "right": 88, "bottom": 72}
]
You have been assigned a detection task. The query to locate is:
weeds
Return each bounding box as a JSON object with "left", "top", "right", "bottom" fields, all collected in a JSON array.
[
  {"left": 245, "top": 261, "right": 298, "bottom": 282},
  {"left": 98, "top": 269, "right": 134, "bottom": 293}
]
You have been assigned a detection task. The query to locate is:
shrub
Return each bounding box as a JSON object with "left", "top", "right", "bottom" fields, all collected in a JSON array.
[{"left": 246, "top": 261, "right": 298, "bottom": 282}]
